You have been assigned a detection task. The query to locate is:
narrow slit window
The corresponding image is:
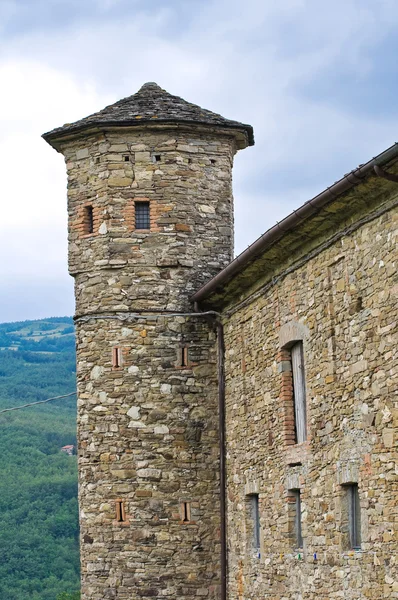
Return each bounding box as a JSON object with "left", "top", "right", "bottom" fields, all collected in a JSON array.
[
  {"left": 179, "top": 346, "right": 189, "bottom": 367},
  {"left": 291, "top": 341, "right": 307, "bottom": 443},
  {"left": 249, "top": 494, "right": 260, "bottom": 551},
  {"left": 135, "top": 201, "right": 150, "bottom": 230},
  {"left": 181, "top": 501, "right": 191, "bottom": 523},
  {"left": 115, "top": 499, "right": 126, "bottom": 523},
  {"left": 84, "top": 205, "right": 94, "bottom": 234},
  {"left": 345, "top": 484, "right": 361, "bottom": 549},
  {"left": 112, "top": 347, "right": 122, "bottom": 368}
]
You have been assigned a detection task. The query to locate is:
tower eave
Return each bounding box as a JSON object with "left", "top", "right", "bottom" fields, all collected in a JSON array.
[{"left": 42, "top": 119, "right": 254, "bottom": 152}]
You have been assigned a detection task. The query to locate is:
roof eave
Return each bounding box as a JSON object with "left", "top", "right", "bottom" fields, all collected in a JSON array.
[
  {"left": 191, "top": 142, "right": 398, "bottom": 306},
  {"left": 42, "top": 119, "right": 254, "bottom": 152}
]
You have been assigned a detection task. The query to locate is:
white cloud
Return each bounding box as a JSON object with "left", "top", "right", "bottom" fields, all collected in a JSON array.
[{"left": 1, "top": 0, "right": 398, "bottom": 319}]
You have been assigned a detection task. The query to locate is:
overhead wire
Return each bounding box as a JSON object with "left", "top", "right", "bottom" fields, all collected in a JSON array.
[{"left": 0, "top": 392, "right": 77, "bottom": 414}]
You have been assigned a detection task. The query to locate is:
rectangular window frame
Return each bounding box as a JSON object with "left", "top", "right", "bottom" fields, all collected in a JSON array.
[
  {"left": 177, "top": 345, "right": 189, "bottom": 368},
  {"left": 247, "top": 493, "right": 260, "bottom": 552},
  {"left": 115, "top": 499, "right": 126, "bottom": 523},
  {"left": 134, "top": 200, "right": 150, "bottom": 231},
  {"left": 83, "top": 204, "right": 94, "bottom": 235},
  {"left": 288, "top": 489, "right": 303, "bottom": 549},
  {"left": 112, "top": 347, "right": 122, "bottom": 369},
  {"left": 180, "top": 501, "right": 191, "bottom": 523},
  {"left": 291, "top": 341, "right": 307, "bottom": 444},
  {"left": 343, "top": 484, "right": 361, "bottom": 550}
]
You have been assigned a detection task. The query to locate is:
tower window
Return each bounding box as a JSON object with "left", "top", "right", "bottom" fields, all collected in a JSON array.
[
  {"left": 291, "top": 341, "right": 307, "bottom": 443},
  {"left": 152, "top": 154, "right": 161, "bottom": 163},
  {"left": 288, "top": 489, "right": 303, "bottom": 548},
  {"left": 135, "top": 201, "right": 150, "bottom": 230},
  {"left": 123, "top": 155, "right": 130, "bottom": 162},
  {"left": 180, "top": 501, "right": 191, "bottom": 523},
  {"left": 178, "top": 346, "right": 189, "bottom": 367},
  {"left": 342, "top": 484, "right": 361, "bottom": 549},
  {"left": 115, "top": 499, "right": 126, "bottom": 523},
  {"left": 83, "top": 205, "right": 94, "bottom": 234},
  {"left": 112, "top": 347, "right": 122, "bottom": 369}
]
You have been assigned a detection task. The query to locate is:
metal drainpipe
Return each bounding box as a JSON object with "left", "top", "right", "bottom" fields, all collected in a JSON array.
[{"left": 216, "top": 319, "right": 227, "bottom": 600}]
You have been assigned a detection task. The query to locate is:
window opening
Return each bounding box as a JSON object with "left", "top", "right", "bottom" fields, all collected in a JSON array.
[
  {"left": 181, "top": 501, "right": 191, "bottom": 523},
  {"left": 210, "top": 159, "right": 216, "bottom": 165},
  {"left": 115, "top": 499, "right": 126, "bottom": 522},
  {"left": 249, "top": 494, "right": 260, "bottom": 550},
  {"left": 153, "top": 154, "right": 161, "bottom": 163},
  {"left": 112, "top": 347, "right": 122, "bottom": 368},
  {"left": 179, "top": 346, "right": 189, "bottom": 367},
  {"left": 344, "top": 484, "right": 361, "bottom": 549},
  {"left": 84, "top": 205, "right": 94, "bottom": 234},
  {"left": 123, "top": 155, "right": 130, "bottom": 162},
  {"left": 135, "top": 201, "right": 150, "bottom": 230},
  {"left": 291, "top": 341, "right": 307, "bottom": 443},
  {"left": 293, "top": 490, "right": 303, "bottom": 548}
]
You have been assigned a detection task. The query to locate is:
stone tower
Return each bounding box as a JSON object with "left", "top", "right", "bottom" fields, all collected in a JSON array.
[{"left": 43, "top": 83, "right": 253, "bottom": 600}]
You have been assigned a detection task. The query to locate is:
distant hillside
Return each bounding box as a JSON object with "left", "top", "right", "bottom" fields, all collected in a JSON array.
[{"left": 0, "top": 317, "right": 79, "bottom": 600}]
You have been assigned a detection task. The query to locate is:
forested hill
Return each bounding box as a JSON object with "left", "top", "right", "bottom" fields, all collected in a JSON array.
[{"left": 0, "top": 317, "right": 80, "bottom": 600}]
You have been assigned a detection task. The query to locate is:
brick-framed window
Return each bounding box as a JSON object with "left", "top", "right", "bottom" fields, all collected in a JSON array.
[
  {"left": 125, "top": 197, "right": 161, "bottom": 233},
  {"left": 279, "top": 330, "right": 308, "bottom": 446},
  {"left": 179, "top": 500, "right": 195, "bottom": 525},
  {"left": 176, "top": 345, "right": 190, "bottom": 368},
  {"left": 180, "top": 501, "right": 191, "bottom": 523},
  {"left": 80, "top": 203, "right": 97, "bottom": 237},
  {"left": 291, "top": 341, "right": 307, "bottom": 443},
  {"left": 112, "top": 347, "right": 123, "bottom": 369},
  {"left": 115, "top": 499, "right": 126, "bottom": 522},
  {"left": 135, "top": 200, "right": 150, "bottom": 230}
]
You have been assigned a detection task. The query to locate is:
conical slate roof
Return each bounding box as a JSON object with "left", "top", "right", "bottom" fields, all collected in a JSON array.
[{"left": 43, "top": 82, "right": 254, "bottom": 148}]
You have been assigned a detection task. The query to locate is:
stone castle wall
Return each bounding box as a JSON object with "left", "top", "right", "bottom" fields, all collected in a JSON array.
[
  {"left": 61, "top": 128, "right": 236, "bottom": 313},
  {"left": 60, "top": 126, "right": 240, "bottom": 599},
  {"left": 76, "top": 314, "right": 221, "bottom": 599},
  {"left": 222, "top": 199, "right": 398, "bottom": 599}
]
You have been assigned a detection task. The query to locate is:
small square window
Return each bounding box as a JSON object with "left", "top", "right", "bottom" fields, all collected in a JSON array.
[
  {"left": 152, "top": 154, "right": 161, "bottom": 163},
  {"left": 123, "top": 155, "right": 130, "bottom": 162},
  {"left": 135, "top": 201, "right": 150, "bottom": 230}
]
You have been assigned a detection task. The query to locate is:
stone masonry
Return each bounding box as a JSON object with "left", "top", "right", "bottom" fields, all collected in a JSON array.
[
  {"left": 43, "top": 82, "right": 253, "bottom": 600},
  {"left": 199, "top": 169, "right": 398, "bottom": 599},
  {"left": 44, "top": 82, "right": 397, "bottom": 600}
]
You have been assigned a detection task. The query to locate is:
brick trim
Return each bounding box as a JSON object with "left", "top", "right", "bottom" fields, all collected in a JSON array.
[
  {"left": 71, "top": 202, "right": 101, "bottom": 238},
  {"left": 278, "top": 348, "right": 296, "bottom": 446},
  {"left": 125, "top": 197, "right": 161, "bottom": 233}
]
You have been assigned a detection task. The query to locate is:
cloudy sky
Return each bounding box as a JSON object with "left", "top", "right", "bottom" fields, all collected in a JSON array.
[{"left": 1, "top": 0, "right": 397, "bottom": 322}]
